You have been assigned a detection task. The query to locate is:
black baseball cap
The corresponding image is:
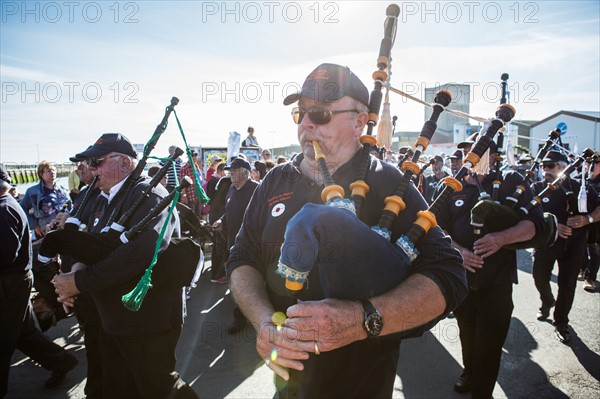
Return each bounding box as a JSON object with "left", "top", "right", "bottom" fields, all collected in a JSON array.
[
  {"left": 457, "top": 132, "right": 477, "bottom": 149},
  {"left": 448, "top": 150, "right": 463, "bottom": 160},
  {"left": 75, "top": 133, "right": 137, "bottom": 159},
  {"left": 225, "top": 158, "right": 251, "bottom": 171},
  {"left": 283, "top": 63, "right": 369, "bottom": 106},
  {"left": 542, "top": 150, "right": 568, "bottom": 164},
  {"left": 0, "top": 163, "right": 12, "bottom": 184},
  {"left": 434, "top": 155, "right": 444, "bottom": 163},
  {"left": 69, "top": 146, "right": 92, "bottom": 162}
]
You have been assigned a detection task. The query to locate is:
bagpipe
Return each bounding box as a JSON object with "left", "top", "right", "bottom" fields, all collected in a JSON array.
[
  {"left": 37, "top": 98, "right": 204, "bottom": 310},
  {"left": 270, "top": 4, "right": 515, "bottom": 309},
  {"left": 469, "top": 128, "right": 564, "bottom": 250}
]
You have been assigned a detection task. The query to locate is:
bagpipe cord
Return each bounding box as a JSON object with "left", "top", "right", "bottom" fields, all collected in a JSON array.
[{"left": 173, "top": 109, "right": 210, "bottom": 204}]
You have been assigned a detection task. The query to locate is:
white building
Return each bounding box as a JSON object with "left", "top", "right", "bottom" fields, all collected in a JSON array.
[{"left": 529, "top": 111, "right": 599, "bottom": 153}]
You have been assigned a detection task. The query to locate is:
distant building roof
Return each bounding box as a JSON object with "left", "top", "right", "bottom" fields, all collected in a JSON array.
[
  {"left": 531, "top": 110, "right": 600, "bottom": 127},
  {"left": 511, "top": 119, "right": 539, "bottom": 127}
]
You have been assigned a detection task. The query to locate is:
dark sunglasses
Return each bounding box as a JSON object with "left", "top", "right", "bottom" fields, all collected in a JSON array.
[
  {"left": 291, "top": 107, "right": 360, "bottom": 125},
  {"left": 542, "top": 162, "right": 556, "bottom": 169},
  {"left": 84, "top": 154, "right": 122, "bottom": 167}
]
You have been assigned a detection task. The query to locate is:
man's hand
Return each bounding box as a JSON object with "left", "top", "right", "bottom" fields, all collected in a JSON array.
[
  {"left": 473, "top": 232, "right": 504, "bottom": 259},
  {"left": 52, "top": 271, "right": 81, "bottom": 303},
  {"left": 452, "top": 241, "right": 484, "bottom": 273},
  {"left": 566, "top": 215, "right": 589, "bottom": 229},
  {"left": 255, "top": 320, "right": 310, "bottom": 381},
  {"left": 284, "top": 298, "right": 365, "bottom": 354},
  {"left": 459, "top": 247, "right": 484, "bottom": 272},
  {"left": 557, "top": 223, "right": 573, "bottom": 239},
  {"left": 47, "top": 212, "right": 70, "bottom": 232}
]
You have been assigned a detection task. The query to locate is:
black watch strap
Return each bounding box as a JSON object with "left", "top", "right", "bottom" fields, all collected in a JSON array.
[
  {"left": 359, "top": 299, "right": 377, "bottom": 314},
  {"left": 359, "top": 299, "right": 383, "bottom": 337}
]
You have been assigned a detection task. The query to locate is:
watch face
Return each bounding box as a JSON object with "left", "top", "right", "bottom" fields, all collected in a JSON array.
[{"left": 365, "top": 313, "right": 383, "bottom": 336}]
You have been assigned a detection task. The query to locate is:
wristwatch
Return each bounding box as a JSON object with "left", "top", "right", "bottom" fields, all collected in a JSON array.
[
  {"left": 359, "top": 299, "right": 383, "bottom": 337},
  {"left": 588, "top": 214, "right": 594, "bottom": 224}
]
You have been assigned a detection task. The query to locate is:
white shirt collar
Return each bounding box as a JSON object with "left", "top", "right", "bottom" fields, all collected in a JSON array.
[{"left": 100, "top": 176, "right": 128, "bottom": 204}]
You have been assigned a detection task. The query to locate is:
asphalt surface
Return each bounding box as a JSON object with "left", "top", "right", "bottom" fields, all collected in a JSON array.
[{"left": 6, "top": 249, "right": 600, "bottom": 398}]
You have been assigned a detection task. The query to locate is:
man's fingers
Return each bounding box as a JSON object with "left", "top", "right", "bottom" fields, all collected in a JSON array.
[
  {"left": 285, "top": 301, "right": 316, "bottom": 318},
  {"left": 267, "top": 362, "right": 290, "bottom": 380}
]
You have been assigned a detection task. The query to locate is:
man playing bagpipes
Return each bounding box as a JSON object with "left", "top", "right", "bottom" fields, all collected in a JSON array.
[
  {"left": 226, "top": 63, "right": 467, "bottom": 399},
  {"left": 422, "top": 155, "right": 449, "bottom": 204},
  {"left": 435, "top": 137, "right": 546, "bottom": 398},
  {"left": 532, "top": 150, "right": 600, "bottom": 344},
  {"left": 52, "top": 133, "right": 198, "bottom": 399}
]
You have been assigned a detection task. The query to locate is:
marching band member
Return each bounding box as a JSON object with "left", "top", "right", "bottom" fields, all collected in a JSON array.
[
  {"left": 226, "top": 63, "right": 467, "bottom": 399},
  {"left": 52, "top": 133, "right": 198, "bottom": 399},
  {"left": 532, "top": 150, "right": 600, "bottom": 343},
  {"left": 436, "top": 140, "right": 545, "bottom": 398}
]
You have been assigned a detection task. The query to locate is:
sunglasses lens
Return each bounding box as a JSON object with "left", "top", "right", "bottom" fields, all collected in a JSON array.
[
  {"left": 86, "top": 158, "right": 102, "bottom": 167},
  {"left": 310, "top": 110, "right": 331, "bottom": 125},
  {"left": 291, "top": 108, "right": 332, "bottom": 125},
  {"left": 292, "top": 108, "right": 302, "bottom": 124}
]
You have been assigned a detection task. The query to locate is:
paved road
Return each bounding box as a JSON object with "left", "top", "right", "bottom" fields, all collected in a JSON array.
[{"left": 6, "top": 249, "right": 600, "bottom": 398}]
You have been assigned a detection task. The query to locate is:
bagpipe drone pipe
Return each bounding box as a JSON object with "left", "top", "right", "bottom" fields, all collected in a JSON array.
[{"left": 469, "top": 128, "right": 564, "bottom": 250}]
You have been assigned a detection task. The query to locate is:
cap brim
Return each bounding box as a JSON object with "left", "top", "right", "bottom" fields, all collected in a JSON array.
[
  {"left": 457, "top": 141, "right": 474, "bottom": 149},
  {"left": 75, "top": 146, "right": 111, "bottom": 159},
  {"left": 283, "top": 92, "right": 301, "bottom": 106}
]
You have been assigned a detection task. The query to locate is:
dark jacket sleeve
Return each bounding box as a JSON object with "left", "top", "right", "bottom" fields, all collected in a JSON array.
[
  {"left": 509, "top": 172, "right": 545, "bottom": 235},
  {"left": 0, "top": 205, "right": 22, "bottom": 267}
]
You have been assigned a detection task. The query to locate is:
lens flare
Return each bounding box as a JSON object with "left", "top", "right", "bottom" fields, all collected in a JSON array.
[{"left": 272, "top": 311, "right": 287, "bottom": 327}]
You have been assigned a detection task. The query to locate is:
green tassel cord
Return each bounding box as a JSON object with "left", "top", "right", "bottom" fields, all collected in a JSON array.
[
  {"left": 122, "top": 190, "right": 180, "bottom": 311},
  {"left": 173, "top": 110, "right": 210, "bottom": 204}
]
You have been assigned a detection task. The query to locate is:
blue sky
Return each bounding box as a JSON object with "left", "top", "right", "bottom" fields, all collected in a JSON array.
[{"left": 1, "top": 1, "right": 599, "bottom": 164}]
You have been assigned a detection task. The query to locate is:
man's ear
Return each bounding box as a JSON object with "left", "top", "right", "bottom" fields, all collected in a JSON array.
[{"left": 355, "top": 112, "right": 368, "bottom": 131}]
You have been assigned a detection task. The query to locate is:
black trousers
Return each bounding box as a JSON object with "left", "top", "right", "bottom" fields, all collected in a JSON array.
[
  {"left": 454, "top": 284, "right": 513, "bottom": 399},
  {"left": 210, "top": 232, "right": 228, "bottom": 280},
  {"left": 100, "top": 326, "right": 198, "bottom": 399},
  {"left": 276, "top": 338, "right": 400, "bottom": 399},
  {"left": 74, "top": 295, "right": 103, "bottom": 399},
  {"left": 1, "top": 270, "right": 73, "bottom": 397},
  {"left": 533, "top": 253, "right": 584, "bottom": 327}
]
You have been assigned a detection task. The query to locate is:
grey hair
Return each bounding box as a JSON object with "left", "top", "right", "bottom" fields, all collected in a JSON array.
[{"left": 352, "top": 98, "right": 369, "bottom": 114}]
